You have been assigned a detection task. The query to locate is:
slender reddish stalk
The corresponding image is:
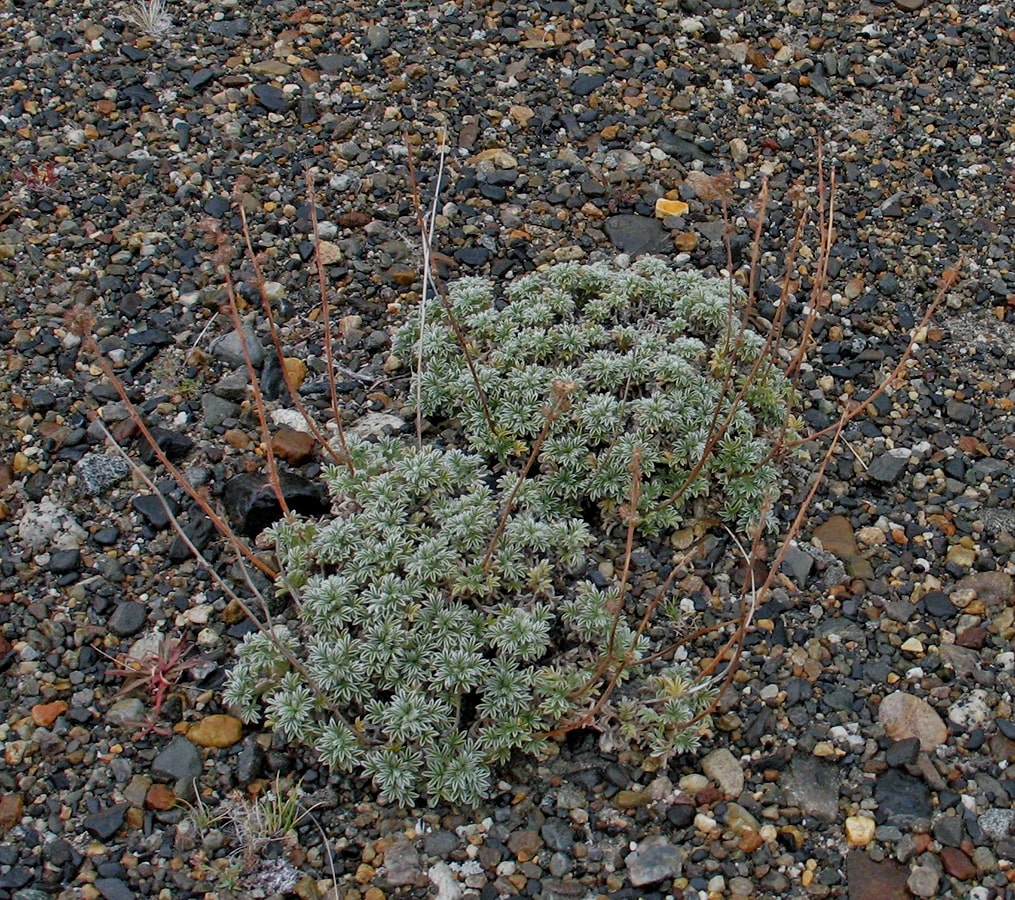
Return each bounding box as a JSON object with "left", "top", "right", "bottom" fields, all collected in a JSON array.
[
  {"left": 234, "top": 186, "right": 351, "bottom": 471},
  {"left": 213, "top": 235, "right": 290, "bottom": 519},
  {"left": 302, "top": 172, "right": 352, "bottom": 467}
]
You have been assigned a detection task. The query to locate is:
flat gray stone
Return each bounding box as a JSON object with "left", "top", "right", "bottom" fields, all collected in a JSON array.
[
  {"left": 784, "top": 755, "right": 839, "bottom": 823},
  {"left": 151, "top": 735, "right": 202, "bottom": 783},
  {"left": 625, "top": 835, "right": 684, "bottom": 886},
  {"left": 867, "top": 448, "right": 911, "bottom": 483},
  {"left": 210, "top": 325, "right": 265, "bottom": 368},
  {"left": 603, "top": 215, "right": 669, "bottom": 256}
]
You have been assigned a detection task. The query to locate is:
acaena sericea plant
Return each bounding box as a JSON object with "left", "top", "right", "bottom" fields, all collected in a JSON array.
[
  {"left": 69, "top": 139, "right": 964, "bottom": 809},
  {"left": 393, "top": 254, "right": 797, "bottom": 535}
]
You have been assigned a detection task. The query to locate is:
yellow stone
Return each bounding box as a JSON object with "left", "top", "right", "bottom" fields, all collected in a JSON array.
[
  {"left": 844, "top": 815, "right": 876, "bottom": 847},
  {"left": 354, "top": 863, "right": 375, "bottom": 884},
  {"left": 946, "top": 544, "right": 976, "bottom": 568},
  {"left": 282, "top": 357, "right": 308, "bottom": 388},
  {"left": 900, "top": 637, "right": 924, "bottom": 654},
  {"left": 654, "top": 198, "right": 689, "bottom": 219},
  {"left": 509, "top": 104, "right": 535, "bottom": 127},
  {"left": 185, "top": 714, "right": 244, "bottom": 748}
]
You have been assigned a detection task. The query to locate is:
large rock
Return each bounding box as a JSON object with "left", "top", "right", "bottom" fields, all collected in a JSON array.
[
  {"left": 625, "top": 835, "right": 684, "bottom": 886},
  {"left": 878, "top": 691, "right": 947, "bottom": 751},
  {"left": 222, "top": 471, "right": 329, "bottom": 536}
]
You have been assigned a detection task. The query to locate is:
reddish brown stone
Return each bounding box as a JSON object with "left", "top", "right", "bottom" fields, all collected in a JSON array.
[
  {"left": 507, "top": 829, "right": 542, "bottom": 862},
  {"left": 956, "top": 627, "right": 988, "bottom": 649},
  {"left": 0, "top": 794, "right": 23, "bottom": 831},
  {"left": 145, "top": 784, "right": 176, "bottom": 811},
  {"left": 845, "top": 851, "right": 910, "bottom": 900},
  {"left": 940, "top": 846, "right": 976, "bottom": 880},
  {"left": 337, "top": 211, "right": 372, "bottom": 228},
  {"left": 223, "top": 428, "right": 252, "bottom": 450},
  {"left": 695, "top": 785, "right": 723, "bottom": 806},
  {"left": 271, "top": 428, "right": 315, "bottom": 466},
  {"left": 738, "top": 830, "right": 764, "bottom": 853},
  {"left": 31, "top": 700, "right": 68, "bottom": 728}
]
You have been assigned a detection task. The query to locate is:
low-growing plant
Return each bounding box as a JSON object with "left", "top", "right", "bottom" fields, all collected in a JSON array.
[
  {"left": 124, "top": 0, "right": 173, "bottom": 40},
  {"left": 222, "top": 435, "right": 718, "bottom": 805},
  {"left": 393, "top": 255, "right": 796, "bottom": 534},
  {"left": 67, "top": 144, "right": 962, "bottom": 815},
  {"left": 101, "top": 633, "right": 201, "bottom": 737},
  {"left": 178, "top": 776, "right": 336, "bottom": 895}
]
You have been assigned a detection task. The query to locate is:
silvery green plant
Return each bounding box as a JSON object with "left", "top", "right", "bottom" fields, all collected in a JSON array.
[
  {"left": 223, "top": 436, "right": 715, "bottom": 806},
  {"left": 394, "top": 256, "right": 795, "bottom": 533}
]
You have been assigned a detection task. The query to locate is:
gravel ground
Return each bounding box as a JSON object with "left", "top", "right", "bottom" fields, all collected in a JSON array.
[{"left": 2, "top": 0, "right": 1015, "bottom": 897}]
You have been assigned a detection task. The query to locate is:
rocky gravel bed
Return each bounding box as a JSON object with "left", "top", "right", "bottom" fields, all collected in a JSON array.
[{"left": 2, "top": 0, "right": 1015, "bottom": 897}]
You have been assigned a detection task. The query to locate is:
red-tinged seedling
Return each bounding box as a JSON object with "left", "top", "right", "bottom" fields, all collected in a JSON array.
[{"left": 100, "top": 635, "right": 202, "bottom": 738}]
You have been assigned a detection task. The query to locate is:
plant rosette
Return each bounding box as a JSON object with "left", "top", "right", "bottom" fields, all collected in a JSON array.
[
  {"left": 224, "top": 437, "right": 715, "bottom": 806},
  {"left": 395, "top": 255, "right": 796, "bottom": 534}
]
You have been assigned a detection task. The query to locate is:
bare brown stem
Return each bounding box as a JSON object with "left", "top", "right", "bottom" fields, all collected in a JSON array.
[
  {"left": 234, "top": 184, "right": 351, "bottom": 471},
  {"left": 75, "top": 328, "right": 279, "bottom": 580},
  {"left": 302, "top": 172, "right": 352, "bottom": 467}
]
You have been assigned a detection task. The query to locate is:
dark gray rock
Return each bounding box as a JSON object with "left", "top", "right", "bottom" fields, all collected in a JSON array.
[
  {"left": 168, "top": 513, "right": 216, "bottom": 562},
  {"left": 207, "top": 18, "right": 248, "bottom": 37},
  {"left": 779, "top": 543, "right": 814, "bottom": 585},
  {"left": 222, "top": 471, "right": 329, "bottom": 536},
  {"left": 108, "top": 601, "right": 147, "bottom": 637},
  {"left": 131, "top": 493, "right": 175, "bottom": 529},
  {"left": 423, "top": 829, "right": 460, "bottom": 857},
  {"left": 572, "top": 74, "right": 605, "bottom": 95},
  {"left": 82, "top": 803, "right": 129, "bottom": 840},
  {"left": 933, "top": 814, "right": 965, "bottom": 847},
  {"left": 94, "top": 878, "right": 134, "bottom": 900},
  {"left": 867, "top": 448, "right": 911, "bottom": 483},
  {"left": 48, "top": 549, "right": 80, "bottom": 573},
  {"left": 365, "top": 24, "right": 390, "bottom": 51},
  {"left": 252, "top": 85, "right": 286, "bottom": 112},
  {"left": 784, "top": 755, "right": 839, "bottom": 823},
  {"left": 875, "top": 769, "right": 932, "bottom": 827},
  {"left": 885, "top": 737, "right": 920, "bottom": 768},
  {"left": 201, "top": 394, "right": 239, "bottom": 427},
  {"left": 138, "top": 426, "right": 194, "bottom": 465},
  {"left": 213, "top": 369, "right": 250, "bottom": 401},
  {"left": 210, "top": 325, "right": 265, "bottom": 368},
  {"left": 603, "top": 215, "right": 669, "bottom": 255},
  {"left": 151, "top": 736, "right": 202, "bottom": 784},
  {"left": 655, "top": 130, "right": 714, "bottom": 163},
  {"left": 541, "top": 817, "right": 575, "bottom": 853},
  {"left": 945, "top": 399, "right": 976, "bottom": 425},
  {"left": 236, "top": 735, "right": 267, "bottom": 784}
]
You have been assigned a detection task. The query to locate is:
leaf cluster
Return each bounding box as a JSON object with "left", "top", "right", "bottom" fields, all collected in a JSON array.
[{"left": 394, "top": 256, "right": 794, "bottom": 532}]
